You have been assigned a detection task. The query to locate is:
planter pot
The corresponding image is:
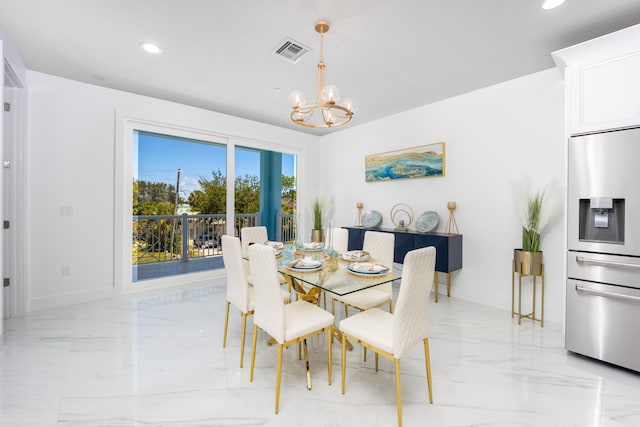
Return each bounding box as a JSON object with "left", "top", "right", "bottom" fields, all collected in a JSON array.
[
  {"left": 514, "top": 249, "right": 543, "bottom": 276},
  {"left": 311, "top": 229, "right": 324, "bottom": 243}
]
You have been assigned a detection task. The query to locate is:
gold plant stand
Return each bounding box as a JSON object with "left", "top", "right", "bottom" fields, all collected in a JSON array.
[{"left": 511, "top": 255, "right": 544, "bottom": 327}]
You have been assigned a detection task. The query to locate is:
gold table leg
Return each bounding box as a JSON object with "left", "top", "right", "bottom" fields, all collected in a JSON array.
[{"left": 286, "top": 276, "right": 353, "bottom": 351}]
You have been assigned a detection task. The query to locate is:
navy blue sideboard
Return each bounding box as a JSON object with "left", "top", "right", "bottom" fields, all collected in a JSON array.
[{"left": 343, "top": 227, "right": 463, "bottom": 301}]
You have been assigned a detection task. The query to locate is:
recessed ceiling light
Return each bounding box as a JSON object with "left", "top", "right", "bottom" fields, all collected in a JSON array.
[
  {"left": 542, "top": 0, "right": 566, "bottom": 9},
  {"left": 140, "top": 41, "right": 162, "bottom": 54}
]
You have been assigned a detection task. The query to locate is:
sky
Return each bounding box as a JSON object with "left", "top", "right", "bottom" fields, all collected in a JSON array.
[{"left": 133, "top": 132, "right": 295, "bottom": 198}]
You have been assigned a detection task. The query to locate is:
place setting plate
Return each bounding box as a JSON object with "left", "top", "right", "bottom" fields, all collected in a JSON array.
[
  {"left": 287, "top": 258, "right": 323, "bottom": 272},
  {"left": 340, "top": 250, "right": 371, "bottom": 261},
  {"left": 303, "top": 242, "right": 324, "bottom": 252},
  {"left": 347, "top": 262, "right": 390, "bottom": 276}
]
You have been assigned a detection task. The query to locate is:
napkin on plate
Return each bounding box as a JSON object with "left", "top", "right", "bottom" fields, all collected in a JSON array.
[
  {"left": 350, "top": 262, "right": 388, "bottom": 273},
  {"left": 303, "top": 242, "right": 323, "bottom": 250},
  {"left": 289, "top": 256, "right": 321, "bottom": 267},
  {"left": 266, "top": 241, "right": 284, "bottom": 249}
]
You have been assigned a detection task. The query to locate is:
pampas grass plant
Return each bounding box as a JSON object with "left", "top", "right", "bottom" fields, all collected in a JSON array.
[{"left": 515, "top": 180, "right": 557, "bottom": 252}]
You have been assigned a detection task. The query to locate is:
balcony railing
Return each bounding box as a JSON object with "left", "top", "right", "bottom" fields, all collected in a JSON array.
[{"left": 132, "top": 212, "right": 296, "bottom": 281}]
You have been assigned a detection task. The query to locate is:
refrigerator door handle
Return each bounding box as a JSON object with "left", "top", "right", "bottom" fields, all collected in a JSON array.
[
  {"left": 576, "top": 256, "right": 640, "bottom": 269},
  {"left": 575, "top": 285, "right": 640, "bottom": 303}
]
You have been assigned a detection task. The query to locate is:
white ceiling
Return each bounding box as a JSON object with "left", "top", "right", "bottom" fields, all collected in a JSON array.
[{"left": 2, "top": 1, "right": 640, "bottom": 135}]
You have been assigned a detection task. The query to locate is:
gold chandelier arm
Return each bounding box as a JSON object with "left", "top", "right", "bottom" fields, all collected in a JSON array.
[{"left": 291, "top": 103, "right": 353, "bottom": 128}]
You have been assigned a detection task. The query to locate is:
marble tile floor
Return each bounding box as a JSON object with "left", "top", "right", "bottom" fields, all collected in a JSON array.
[{"left": 2, "top": 280, "right": 640, "bottom": 427}]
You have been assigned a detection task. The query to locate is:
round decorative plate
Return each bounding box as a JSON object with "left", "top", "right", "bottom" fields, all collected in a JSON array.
[
  {"left": 361, "top": 210, "right": 382, "bottom": 228},
  {"left": 416, "top": 211, "right": 439, "bottom": 232}
]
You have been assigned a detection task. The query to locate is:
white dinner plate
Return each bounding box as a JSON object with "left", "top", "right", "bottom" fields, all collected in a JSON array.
[
  {"left": 287, "top": 259, "right": 323, "bottom": 271},
  {"left": 341, "top": 250, "right": 371, "bottom": 261},
  {"left": 303, "top": 242, "right": 324, "bottom": 251},
  {"left": 347, "top": 262, "right": 390, "bottom": 276}
]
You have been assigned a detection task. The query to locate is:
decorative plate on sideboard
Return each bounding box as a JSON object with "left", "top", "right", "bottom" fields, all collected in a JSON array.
[
  {"left": 416, "top": 211, "right": 439, "bottom": 232},
  {"left": 361, "top": 210, "right": 382, "bottom": 228}
]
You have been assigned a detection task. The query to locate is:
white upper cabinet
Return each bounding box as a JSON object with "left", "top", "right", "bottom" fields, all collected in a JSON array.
[{"left": 553, "top": 24, "right": 640, "bottom": 135}]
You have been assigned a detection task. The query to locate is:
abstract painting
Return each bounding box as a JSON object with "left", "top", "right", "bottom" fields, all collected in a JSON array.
[{"left": 365, "top": 142, "right": 445, "bottom": 182}]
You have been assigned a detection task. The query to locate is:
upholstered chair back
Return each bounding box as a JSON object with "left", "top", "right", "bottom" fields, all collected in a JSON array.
[
  {"left": 331, "top": 227, "right": 349, "bottom": 254},
  {"left": 221, "top": 235, "right": 250, "bottom": 313},
  {"left": 393, "top": 246, "right": 436, "bottom": 358},
  {"left": 249, "top": 244, "right": 286, "bottom": 343},
  {"left": 241, "top": 226, "right": 268, "bottom": 257}
]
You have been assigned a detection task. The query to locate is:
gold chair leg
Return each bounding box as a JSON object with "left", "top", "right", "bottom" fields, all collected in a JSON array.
[
  {"left": 511, "top": 260, "right": 515, "bottom": 318},
  {"left": 434, "top": 271, "right": 439, "bottom": 303},
  {"left": 389, "top": 300, "right": 393, "bottom": 314},
  {"left": 345, "top": 304, "right": 349, "bottom": 318},
  {"left": 375, "top": 352, "right": 379, "bottom": 372},
  {"left": 223, "top": 301, "right": 230, "bottom": 347},
  {"left": 303, "top": 339, "right": 312, "bottom": 390},
  {"left": 424, "top": 338, "right": 433, "bottom": 403},
  {"left": 331, "top": 299, "right": 336, "bottom": 316},
  {"left": 341, "top": 333, "right": 347, "bottom": 395},
  {"left": 364, "top": 346, "right": 367, "bottom": 363},
  {"left": 240, "top": 312, "right": 247, "bottom": 368},
  {"left": 249, "top": 324, "right": 258, "bottom": 382},
  {"left": 395, "top": 358, "right": 403, "bottom": 427},
  {"left": 275, "top": 344, "right": 283, "bottom": 414},
  {"left": 328, "top": 328, "right": 333, "bottom": 386}
]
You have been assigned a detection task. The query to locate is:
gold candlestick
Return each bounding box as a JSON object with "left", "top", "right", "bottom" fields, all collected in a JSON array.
[
  {"left": 445, "top": 201, "right": 459, "bottom": 234},
  {"left": 355, "top": 202, "right": 363, "bottom": 227}
]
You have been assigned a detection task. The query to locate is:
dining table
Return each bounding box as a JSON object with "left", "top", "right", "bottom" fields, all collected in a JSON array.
[
  {"left": 279, "top": 246, "right": 399, "bottom": 338},
  {"left": 273, "top": 245, "right": 400, "bottom": 389}
]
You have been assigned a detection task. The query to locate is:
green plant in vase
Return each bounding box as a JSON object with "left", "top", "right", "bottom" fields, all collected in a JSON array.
[
  {"left": 310, "top": 197, "right": 325, "bottom": 243},
  {"left": 522, "top": 190, "right": 544, "bottom": 252},
  {"left": 514, "top": 184, "right": 554, "bottom": 275}
]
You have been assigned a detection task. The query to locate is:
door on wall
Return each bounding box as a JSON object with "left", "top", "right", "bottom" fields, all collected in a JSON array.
[
  {"left": 2, "top": 82, "right": 12, "bottom": 319},
  {"left": 2, "top": 62, "right": 24, "bottom": 321}
]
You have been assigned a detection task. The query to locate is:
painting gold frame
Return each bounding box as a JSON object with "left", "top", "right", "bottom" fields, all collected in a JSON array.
[{"left": 365, "top": 142, "right": 445, "bottom": 182}]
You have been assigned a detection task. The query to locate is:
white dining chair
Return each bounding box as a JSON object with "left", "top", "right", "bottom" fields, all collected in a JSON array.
[
  {"left": 340, "top": 246, "right": 436, "bottom": 427},
  {"left": 221, "top": 235, "right": 290, "bottom": 368},
  {"left": 241, "top": 225, "right": 289, "bottom": 289},
  {"left": 331, "top": 230, "right": 395, "bottom": 317},
  {"left": 248, "top": 243, "right": 335, "bottom": 414},
  {"left": 240, "top": 226, "right": 268, "bottom": 257},
  {"left": 330, "top": 227, "right": 349, "bottom": 254}
]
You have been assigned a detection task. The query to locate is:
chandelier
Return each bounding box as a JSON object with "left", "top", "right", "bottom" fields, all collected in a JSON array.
[{"left": 289, "top": 21, "right": 356, "bottom": 129}]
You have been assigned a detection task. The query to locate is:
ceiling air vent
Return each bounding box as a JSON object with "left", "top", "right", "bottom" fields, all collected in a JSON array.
[{"left": 273, "top": 38, "right": 310, "bottom": 63}]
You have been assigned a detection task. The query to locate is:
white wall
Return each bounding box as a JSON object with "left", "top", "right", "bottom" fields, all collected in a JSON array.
[
  {"left": 26, "top": 71, "right": 316, "bottom": 311},
  {"left": 316, "top": 68, "right": 566, "bottom": 324}
]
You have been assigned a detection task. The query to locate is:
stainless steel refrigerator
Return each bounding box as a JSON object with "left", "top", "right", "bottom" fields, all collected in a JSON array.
[{"left": 567, "top": 126, "right": 640, "bottom": 372}]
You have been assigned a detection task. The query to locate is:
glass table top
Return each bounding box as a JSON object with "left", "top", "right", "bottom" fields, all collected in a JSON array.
[{"left": 276, "top": 249, "right": 400, "bottom": 296}]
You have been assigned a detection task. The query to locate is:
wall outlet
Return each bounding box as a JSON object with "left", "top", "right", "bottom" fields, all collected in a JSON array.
[
  {"left": 61, "top": 265, "right": 71, "bottom": 276},
  {"left": 59, "top": 206, "right": 74, "bottom": 216}
]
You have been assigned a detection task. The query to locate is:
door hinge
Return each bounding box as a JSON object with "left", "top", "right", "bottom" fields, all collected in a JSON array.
[
  {"left": 3, "top": 220, "right": 9, "bottom": 230},
  {"left": 3, "top": 102, "right": 10, "bottom": 112},
  {"left": 3, "top": 278, "right": 9, "bottom": 287}
]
